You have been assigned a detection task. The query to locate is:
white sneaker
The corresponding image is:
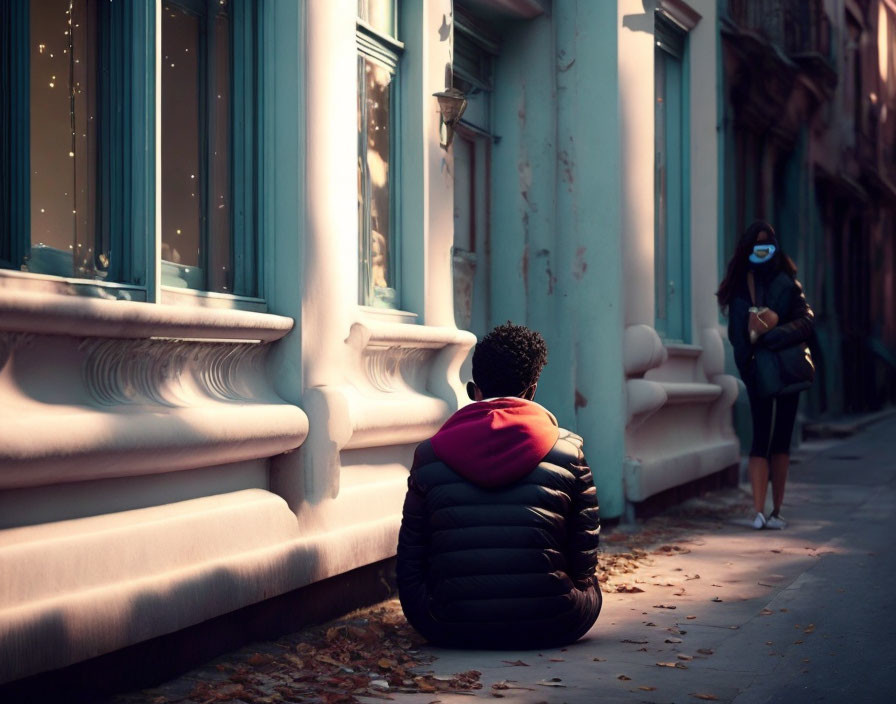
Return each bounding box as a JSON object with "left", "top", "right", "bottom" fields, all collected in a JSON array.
[
  {"left": 752, "top": 512, "right": 767, "bottom": 530},
  {"left": 766, "top": 514, "right": 787, "bottom": 530}
]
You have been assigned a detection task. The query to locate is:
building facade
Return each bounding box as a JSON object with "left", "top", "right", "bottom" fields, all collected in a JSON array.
[
  {"left": 720, "top": 0, "right": 896, "bottom": 422},
  {"left": 0, "top": 0, "right": 760, "bottom": 683}
]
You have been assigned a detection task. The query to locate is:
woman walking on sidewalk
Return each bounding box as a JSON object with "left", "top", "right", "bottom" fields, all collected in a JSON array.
[{"left": 717, "top": 221, "right": 816, "bottom": 530}]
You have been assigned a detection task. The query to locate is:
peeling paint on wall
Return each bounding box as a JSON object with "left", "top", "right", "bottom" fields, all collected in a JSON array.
[
  {"left": 521, "top": 242, "right": 529, "bottom": 291},
  {"left": 575, "top": 389, "right": 588, "bottom": 409},
  {"left": 573, "top": 245, "right": 587, "bottom": 280}
]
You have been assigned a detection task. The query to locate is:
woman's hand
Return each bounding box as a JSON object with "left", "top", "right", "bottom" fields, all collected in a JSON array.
[{"left": 748, "top": 307, "right": 779, "bottom": 344}]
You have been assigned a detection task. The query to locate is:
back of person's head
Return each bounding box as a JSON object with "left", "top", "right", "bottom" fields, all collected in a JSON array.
[{"left": 472, "top": 322, "right": 548, "bottom": 399}]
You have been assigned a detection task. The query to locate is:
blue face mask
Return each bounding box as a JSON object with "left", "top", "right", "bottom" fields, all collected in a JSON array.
[{"left": 749, "top": 243, "right": 776, "bottom": 264}]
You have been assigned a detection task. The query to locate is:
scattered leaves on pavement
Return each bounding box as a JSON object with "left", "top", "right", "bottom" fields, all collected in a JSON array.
[
  {"left": 116, "top": 599, "right": 485, "bottom": 704},
  {"left": 537, "top": 678, "right": 566, "bottom": 687}
]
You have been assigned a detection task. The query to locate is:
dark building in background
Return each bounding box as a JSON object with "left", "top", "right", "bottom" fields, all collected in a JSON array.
[{"left": 720, "top": 0, "right": 896, "bottom": 417}]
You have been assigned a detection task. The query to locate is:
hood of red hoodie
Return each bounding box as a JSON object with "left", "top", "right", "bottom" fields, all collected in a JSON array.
[{"left": 429, "top": 397, "right": 560, "bottom": 488}]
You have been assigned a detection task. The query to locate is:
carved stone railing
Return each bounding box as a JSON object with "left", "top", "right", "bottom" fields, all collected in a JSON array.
[
  {"left": 300, "top": 320, "right": 475, "bottom": 500},
  {"left": 0, "top": 287, "right": 308, "bottom": 490}
]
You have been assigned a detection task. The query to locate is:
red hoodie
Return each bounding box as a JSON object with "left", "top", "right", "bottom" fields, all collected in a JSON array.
[{"left": 429, "top": 398, "right": 561, "bottom": 488}]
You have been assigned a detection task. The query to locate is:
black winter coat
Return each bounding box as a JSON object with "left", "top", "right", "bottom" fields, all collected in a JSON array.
[
  {"left": 396, "top": 429, "right": 601, "bottom": 650},
  {"left": 728, "top": 270, "right": 815, "bottom": 388}
]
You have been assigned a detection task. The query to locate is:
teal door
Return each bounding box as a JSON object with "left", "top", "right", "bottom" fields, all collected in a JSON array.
[{"left": 654, "top": 17, "right": 690, "bottom": 342}]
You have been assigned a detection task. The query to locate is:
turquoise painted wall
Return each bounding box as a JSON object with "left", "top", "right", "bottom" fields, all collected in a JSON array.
[{"left": 488, "top": 0, "right": 626, "bottom": 519}]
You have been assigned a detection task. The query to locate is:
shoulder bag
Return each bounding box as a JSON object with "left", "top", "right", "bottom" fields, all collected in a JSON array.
[{"left": 748, "top": 272, "right": 815, "bottom": 398}]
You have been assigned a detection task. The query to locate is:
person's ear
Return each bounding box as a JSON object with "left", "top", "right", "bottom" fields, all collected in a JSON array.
[
  {"left": 466, "top": 381, "right": 477, "bottom": 401},
  {"left": 523, "top": 383, "right": 537, "bottom": 401}
]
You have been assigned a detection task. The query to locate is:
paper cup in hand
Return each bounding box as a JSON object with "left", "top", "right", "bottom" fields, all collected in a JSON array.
[{"left": 748, "top": 307, "right": 779, "bottom": 343}]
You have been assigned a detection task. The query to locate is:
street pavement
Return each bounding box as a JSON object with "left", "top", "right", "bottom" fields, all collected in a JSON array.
[{"left": 113, "top": 413, "right": 896, "bottom": 704}]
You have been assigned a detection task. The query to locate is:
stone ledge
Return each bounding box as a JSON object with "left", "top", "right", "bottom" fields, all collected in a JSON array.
[
  {"left": 0, "top": 288, "right": 293, "bottom": 342},
  {"left": 0, "top": 402, "right": 308, "bottom": 490}
]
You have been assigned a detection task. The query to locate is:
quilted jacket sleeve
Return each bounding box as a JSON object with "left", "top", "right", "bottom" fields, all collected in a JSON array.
[
  {"left": 762, "top": 278, "right": 815, "bottom": 351},
  {"left": 396, "top": 445, "right": 430, "bottom": 626},
  {"left": 566, "top": 442, "right": 601, "bottom": 589}
]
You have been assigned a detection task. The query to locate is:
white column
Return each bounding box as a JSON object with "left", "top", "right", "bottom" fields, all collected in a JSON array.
[{"left": 303, "top": 0, "right": 358, "bottom": 387}]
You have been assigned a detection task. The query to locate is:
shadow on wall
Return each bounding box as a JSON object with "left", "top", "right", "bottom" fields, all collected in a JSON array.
[
  {"left": 0, "top": 539, "right": 323, "bottom": 689},
  {"left": 0, "top": 555, "right": 399, "bottom": 702},
  {"left": 622, "top": 0, "right": 654, "bottom": 34}
]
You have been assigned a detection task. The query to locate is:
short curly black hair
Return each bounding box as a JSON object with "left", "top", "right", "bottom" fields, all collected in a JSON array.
[{"left": 472, "top": 322, "right": 548, "bottom": 398}]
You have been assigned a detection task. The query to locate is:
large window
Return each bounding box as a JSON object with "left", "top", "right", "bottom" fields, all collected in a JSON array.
[
  {"left": 1, "top": 0, "right": 151, "bottom": 286},
  {"left": 0, "top": 0, "right": 259, "bottom": 300},
  {"left": 357, "top": 0, "right": 402, "bottom": 308},
  {"left": 654, "top": 14, "right": 690, "bottom": 342}
]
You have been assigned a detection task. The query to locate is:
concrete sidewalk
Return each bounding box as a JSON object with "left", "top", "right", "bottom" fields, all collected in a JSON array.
[{"left": 111, "top": 414, "right": 896, "bottom": 704}]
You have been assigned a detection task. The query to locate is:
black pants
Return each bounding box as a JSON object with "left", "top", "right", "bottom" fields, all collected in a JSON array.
[{"left": 748, "top": 389, "right": 800, "bottom": 458}]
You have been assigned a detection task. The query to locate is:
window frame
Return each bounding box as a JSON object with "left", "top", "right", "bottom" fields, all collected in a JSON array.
[{"left": 356, "top": 15, "right": 403, "bottom": 309}]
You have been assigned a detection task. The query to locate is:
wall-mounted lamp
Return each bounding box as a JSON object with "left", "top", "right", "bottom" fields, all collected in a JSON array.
[{"left": 433, "top": 87, "right": 467, "bottom": 149}]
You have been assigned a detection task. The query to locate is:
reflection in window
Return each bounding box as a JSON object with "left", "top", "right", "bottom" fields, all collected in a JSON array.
[
  {"left": 357, "top": 0, "right": 395, "bottom": 37},
  {"left": 28, "top": 0, "right": 100, "bottom": 278},
  {"left": 358, "top": 57, "right": 396, "bottom": 307},
  {"left": 161, "top": 0, "right": 232, "bottom": 293}
]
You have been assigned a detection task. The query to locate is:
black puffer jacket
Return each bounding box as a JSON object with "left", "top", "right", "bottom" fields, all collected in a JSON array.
[
  {"left": 728, "top": 269, "right": 815, "bottom": 387},
  {"left": 396, "top": 398, "right": 601, "bottom": 649}
]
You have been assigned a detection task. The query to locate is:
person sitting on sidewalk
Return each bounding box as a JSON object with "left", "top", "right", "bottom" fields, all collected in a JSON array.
[{"left": 396, "top": 323, "right": 602, "bottom": 649}]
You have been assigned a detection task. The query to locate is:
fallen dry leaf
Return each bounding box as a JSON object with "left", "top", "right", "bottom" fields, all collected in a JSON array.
[
  {"left": 697, "top": 648, "right": 714, "bottom": 655},
  {"left": 656, "top": 661, "right": 688, "bottom": 669},
  {"left": 548, "top": 658, "right": 565, "bottom": 662},
  {"left": 691, "top": 694, "right": 719, "bottom": 700},
  {"left": 639, "top": 685, "right": 657, "bottom": 691},
  {"left": 618, "top": 675, "right": 631, "bottom": 681},
  {"left": 804, "top": 624, "right": 816, "bottom": 634},
  {"left": 665, "top": 637, "right": 683, "bottom": 644},
  {"left": 501, "top": 660, "right": 529, "bottom": 667},
  {"left": 687, "top": 615, "right": 697, "bottom": 619},
  {"left": 537, "top": 678, "right": 566, "bottom": 687},
  {"left": 593, "top": 657, "right": 607, "bottom": 662},
  {"left": 654, "top": 604, "right": 677, "bottom": 609},
  {"left": 760, "top": 608, "right": 774, "bottom": 616},
  {"left": 712, "top": 597, "right": 723, "bottom": 602},
  {"left": 677, "top": 654, "right": 693, "bottom": 661},
  {"left": 622, "top": 639, "right": 649, "bottom": 644}
]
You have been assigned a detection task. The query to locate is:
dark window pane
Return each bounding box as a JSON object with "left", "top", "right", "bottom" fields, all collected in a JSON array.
[
  {"left": 29, "top": 0, "right": 98, "bottom": 278},
  {"left": 162, "top": 0, "right": 234, "bottom": 294},
  {"left": 208, "top": 8, "right": 232, "bottom": 293},
  {"left": 161, "top": 3, "right": 203, "bottom": 288}
]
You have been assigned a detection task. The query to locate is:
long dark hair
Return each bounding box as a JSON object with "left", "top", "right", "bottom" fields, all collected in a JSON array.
[{"left": 716, "top": 220, "right": 797, "bottom": 313}]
